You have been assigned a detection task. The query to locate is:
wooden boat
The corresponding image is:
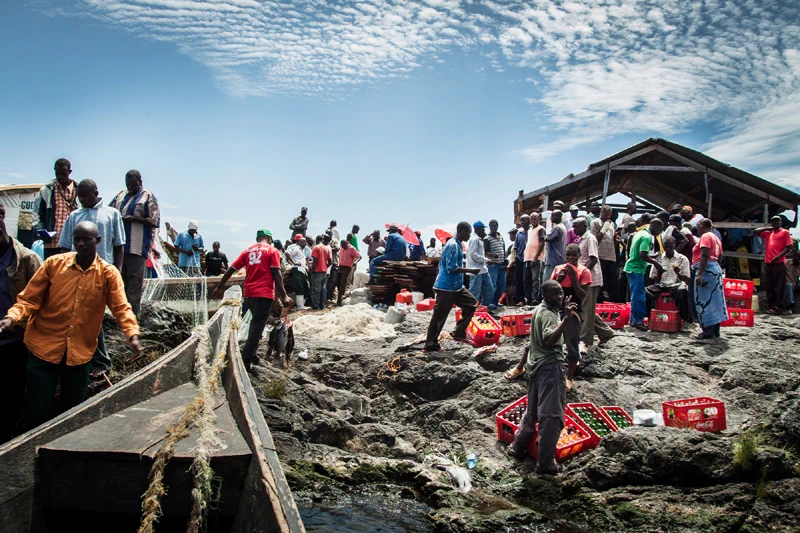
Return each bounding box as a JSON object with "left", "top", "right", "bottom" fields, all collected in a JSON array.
[{"left": 0, "top": 287, "right": 306, "bottom": 533}]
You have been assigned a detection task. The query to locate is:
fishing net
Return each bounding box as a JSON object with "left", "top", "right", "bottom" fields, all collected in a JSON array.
[
  {"left": 142, "top": 240, "right": 208, "bottom": 328},
  {"left": 292, "top": 303, "right": 396, "bottom": 340}
]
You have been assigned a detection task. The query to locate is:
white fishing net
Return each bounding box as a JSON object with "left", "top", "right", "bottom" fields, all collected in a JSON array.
[
  {"left": 142, "top": 239, "right": 208, "bottom": 328},
  {"left": 292, "top": 303, "right": 396, "bottom": 340}
]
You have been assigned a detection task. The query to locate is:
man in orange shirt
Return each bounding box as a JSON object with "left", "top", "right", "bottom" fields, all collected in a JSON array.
[
  {"left": 309, "top": 236, "right": 331, "bottom": 310},
  {"left": 0, "top": 221, "right": 142, "bottom": 429}
]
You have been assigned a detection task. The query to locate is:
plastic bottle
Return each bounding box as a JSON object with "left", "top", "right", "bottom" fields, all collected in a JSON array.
[{"left": 465, "top": 453, "right": 478, "bottom": 470}]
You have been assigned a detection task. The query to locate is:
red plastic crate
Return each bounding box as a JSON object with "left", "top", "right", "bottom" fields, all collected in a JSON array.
[
  {"left": 649, "top": 309, "right": 682, "bottom": 332},
  {"left": 662, "top": 397, "right": 727, "bottom": 432},
  {"left": 529, "top": 415, "right": 592, "bottom": 463},
  {"left": 601, "top": 406, "right": 634, "bottom": 430},
  {"left": 566, "top": 403, "right": 618, "bottom": 447},
  {"left": 396, "top": 289, "right": 414, "bottom": 305},
  {"left": 725, "top": 297, "right": 752, "bottom": 310},
  {"left": 500, "top": 314, "right": 532, "bottom": 337},
  {"left": 596, "top": 303, "right": 630, "bottom": 329},
  {"left": 466, "top": 312, "right": 502, "bottom": 347},
  {"left": 416, "top": 298, "right": 435, "bottom": 312},
  {"left": 655, "top": 293, "right": 679, "bottom": 312},
  {"left": 496, "top": 395, "right": 527, "bottom": 444},
  {"left": 454, "top": 305, "right": 488, "bottom": 323},
  {"left": 720, "top": 309, "right": 754, "bottom": 327},
  {"left": 724, "top": 279, "right": 754, "bottom": 299},
  {"left": 496, "top": 397, "right": 591, "bottom": 463}
]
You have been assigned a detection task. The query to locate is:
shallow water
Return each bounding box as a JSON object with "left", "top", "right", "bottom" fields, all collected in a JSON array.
[{"left": 298, "top": 491, "right": 434, "bottom": 533}]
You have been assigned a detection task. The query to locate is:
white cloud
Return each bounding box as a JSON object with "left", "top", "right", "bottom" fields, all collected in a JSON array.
[
  {"left": 0, "top": 168, "right": 25, "bottom": 180},
  {"left": 159, "top": 201, "right": 181, "bottom": 209}
]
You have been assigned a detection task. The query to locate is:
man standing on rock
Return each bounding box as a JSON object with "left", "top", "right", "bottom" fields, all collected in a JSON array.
[
  {"left": 289, "top": 207, "right": 309, "bottom": 239},
  {"left": 34, "top": 158, "right": 79, "bottom": 259},
  {"left": 212, "top": 229, "right": 291, "bottom": 374},
  {"left": 753, "top": 216, "right": 794, "bottom": 315},
  {"left": 0, "top": 221, "right": 142, "bottom": 429},
  {"left": 424, "top": 222, "right": 480, "bottom": 352},
  {"left": 108, "top": 169, "right": 160, "bottom": 318},
  {"left": 509, "top": 280, "right": 577, "bottom": 474},
  {"left": 467, "top": 221, "right": 494, "bottom": 306},
  {"left": 625, "top": 218, "right": 665, "bottom": 330}
]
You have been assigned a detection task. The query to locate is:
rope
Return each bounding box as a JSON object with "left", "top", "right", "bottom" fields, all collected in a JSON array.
[{"left": 138, "top": 302, "right": 241, "bottom": 533}]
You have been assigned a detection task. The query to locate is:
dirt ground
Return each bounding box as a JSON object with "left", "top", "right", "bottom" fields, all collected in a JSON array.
[
  {"left": 249, "top": 307, "right": 800, "bottom": 533},
  {"left": 100, "top": 302, "right": 800, "bottom": 532}
]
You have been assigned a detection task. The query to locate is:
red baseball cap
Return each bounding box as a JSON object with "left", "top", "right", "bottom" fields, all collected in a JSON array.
[{"left": 294, "top": 235, "right": 305, "bottom": 241}]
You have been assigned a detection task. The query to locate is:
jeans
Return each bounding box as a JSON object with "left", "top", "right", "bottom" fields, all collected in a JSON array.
[
  {"left": 91, "top": 329, "right": 113, "bottom": 373},
  {"left": 241, "top": 297, "right": 273, "bottom": 367},
  {"left": 335, "top": 266, "right": 353, "bottom": 303},
  {"left": 369, "top": 254, "right": 387, "bottom": 281},
  {"left": 525, "top": 260, "right": 543, "bottom": 304},
  {"left": 600, "top": 260, "right": 619, "bottom": 302},
  {"left": 327, "top": 265, "right": 338, "bottom": 301},
  {"left": 425, "top": 288, "right": 477, "bottom": 351},
  {"left": 628, "top": 272, "right": 647, "bottom": 324},
  {"left": 786, "top": 283, "right": 796, "bottom": 309},
  {"left": 487, "top": 263, "right": 506, "bottom": 307},
  {"left": 515, "top": 259, "right": 525, "bottom": 303},
  {"left": 542, "top": 264, "right": 556, "bottom": 288},
  {"left": 311, "top": 272, "right": 327, "bottom": 309},
  {"left": 512, "top": 361, "right": 566, "bottom": 473},
  {"left": 468, "top": 272, "right": 495, "bottom": 305},
  {"left": 25, "top": 353, "right": 91, "bottom": 430}
]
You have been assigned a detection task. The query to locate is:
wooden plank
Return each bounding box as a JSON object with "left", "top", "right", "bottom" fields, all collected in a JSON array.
[
  {"left": 633, "top": 174, "right": 705, "bottom": 214},
  {"left": 713, "top": 222, "right": 765, "bottom": 229},
  {"left": 518, "top": 145, "right": 659, "bottom": 202},
  {"left": 724, "top": 251, "right": 765, "bottom": 261},
  {"left": 654, "top": 145, "right": 796, "bottom": 210},
  {"left": 602, "top": 169, "right": 610, "bottom": 204},
  {"left": 612, "top": 165, "right": 698, "bottom": 172},
  {"left": 143, "top": 274, "right": 245, "bottom": 288}
]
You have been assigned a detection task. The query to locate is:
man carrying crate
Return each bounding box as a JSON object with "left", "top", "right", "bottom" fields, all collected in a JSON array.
[{"left": 508, "top": 280, "right": 578, "bottom": 475}]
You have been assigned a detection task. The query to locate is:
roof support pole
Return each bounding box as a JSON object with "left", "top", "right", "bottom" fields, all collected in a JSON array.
[
  {"left": 764, "top": 204, "right": 769, "bottom": 224},
  {"left": 704, "top": 169, "right": 709, "bottom": 204},
  {"left": 602, "top": 168, "right": 611, "bottom": 204},
  {"left": 708, "top": 193, "right": 713, "bottom": 221},
  {"left": 543, "top": 193, "right": 549, "bottom": 212}
]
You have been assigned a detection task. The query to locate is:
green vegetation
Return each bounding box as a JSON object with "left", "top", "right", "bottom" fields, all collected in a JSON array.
[
  {"left": 262, "top": 377, "right": 287, "bottom": 399},
  {"left": 733, "top": 431, "right": 761, "bottom": 470}
]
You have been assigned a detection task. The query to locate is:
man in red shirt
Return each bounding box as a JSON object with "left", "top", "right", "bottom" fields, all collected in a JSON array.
[
  {"left": 335, "top": 238, "right": 361, "bottom": 306},
  {"left": 753, "top": 216, "right": 795, "bottom": 314},
  {"left": 212, "top": 229, "right": 290, "bottom": 373},
  {"left": 310, "top": 236, "right": 331, "bottom": 310}
]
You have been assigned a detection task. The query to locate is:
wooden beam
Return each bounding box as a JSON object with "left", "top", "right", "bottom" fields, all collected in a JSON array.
[
  {"left": 602, "top": 168, "right": 610, "bottom": 204},
  {"left": 612, "top": 165, "right": 698, "bottom": 172},
  {"left": 519, "top": 144, "right": 658, "bottom": 202},
  {"left": 713, "top": 222, "right": 765, "bottom": 229},
  {"left": 654, "top": 145, "right": 795, "bottom": 210},
  {"left": 629, "top": 174, "right": 705, "bottom": 213},
  {"left": 724, "top": 251, "right": 765, "bottom": 261}
]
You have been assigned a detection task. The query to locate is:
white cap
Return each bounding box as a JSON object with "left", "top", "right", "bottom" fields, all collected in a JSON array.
[{"left": 188, "top": 220, "right": 199, "bottom": 231}]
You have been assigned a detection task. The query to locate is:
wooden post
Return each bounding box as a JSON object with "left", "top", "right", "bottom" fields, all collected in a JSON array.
[
  {"left": 704, "top": 169, "right": 709, "bottom": 203},
  {"left": 763, "top": 203, "right": 769, "bottom": 223},
  {"left": 602, "top": 168, "right": 610, "bottom": 204},
  {"left": 543, "top": 193, "right": 549, "bottom": 211},
  {"left": 707, "top": 193, "right": 713, "bottom": 221}
]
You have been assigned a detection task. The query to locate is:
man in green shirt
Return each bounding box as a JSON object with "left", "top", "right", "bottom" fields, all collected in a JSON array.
[
  {"left": 509, "top": 280, "right": 578, "bottom": 475},
  {"left": 624, "top": 219, "right": 665, "bottom": 330}
]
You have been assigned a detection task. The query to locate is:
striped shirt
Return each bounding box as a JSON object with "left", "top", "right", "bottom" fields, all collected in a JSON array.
[
  {"left": 108, "top": 188, "right": 160, "bottom": 257},
  {"left": 484, "top": 233, "right": 506, "bottom": 264}
]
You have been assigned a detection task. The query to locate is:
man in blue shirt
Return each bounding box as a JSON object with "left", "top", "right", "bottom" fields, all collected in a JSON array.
[
  {"left": 175, "top": 221, "right": 204, "bottom": 273},
  {"left": 408, "top": 230, "right": 425, "bottom": 261},
  {"left": 58, "top": 179, "right": 126, "bottom": 378},
  {"left": 514, "top": 215, "right": 530, "bottom": 304},
  {"left": 424, "top": 222, "right": 481, "bottom": 352},
  {"left": 369, "top": 225, "right": 407, "bottom": 283}
]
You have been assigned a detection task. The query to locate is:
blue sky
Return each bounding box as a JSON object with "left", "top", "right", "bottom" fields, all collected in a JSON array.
[{"left": 1, "top": 0, "right": 799, "bottom": 255}]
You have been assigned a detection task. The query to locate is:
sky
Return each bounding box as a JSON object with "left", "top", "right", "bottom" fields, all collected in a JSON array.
[{"left": 1, "top": 0, "right": 799, "bottom": 256}]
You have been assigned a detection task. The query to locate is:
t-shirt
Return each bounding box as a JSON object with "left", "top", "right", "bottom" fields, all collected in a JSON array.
[
  {"left": 514, "top": 229, "right": 528, "bottom": 263},
  {"left": 760, "top": 228, "right": 793, "bottom": 264},
  {"left": 650, "top": 253, "right": 690, "bottom": 288},
  {"left": 578, "top": 232, "right": 602, "bottom": 287},
  {"left": 524, "top": 226, "right": 546, "bottom": 262},
  {"left": 311, "top": 244, "right": 331, "bottom": 273},
  {"left": 624, "top": 229, "right": 653, "bottom": 275},
  {"left": 552, "top": 263, "right": 591, "bottom": 312},
  {"left": 230, "top": 243, "right": 281, "bottom": 299},
  {"left": 175, "top": 232, "right": 204, "bottom": 268},
  {"left": 692, "top": 232, "right": 723, "bottom": 265},
  {"left": 339, "top": 246, "right": 361, "bottom": 268},
  {"left": 526, "top": 302, "right": 563, "bottom": 376},
  {"left": 204, "top": 251, "right": 228, "bottom": 276},
  {"left": 545, "top": 224, "right": 566, "bottom": 266},
  {"left": 285, "top": 244, "right": 307, "bottom": 271}
]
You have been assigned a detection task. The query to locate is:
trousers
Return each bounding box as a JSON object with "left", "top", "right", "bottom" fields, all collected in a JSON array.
[
  {"left": 425, "top": 288, "right": 477, "bottom": 351},
  {"left": 121, "top": 253, "right": 147, "bottom": 317},
  {"left": 0, "top": 340, "right": 28, "bottom": 443},
  {"left": 335, "top": 266, "right": 352, "bottom": 303},
  {"left": 468, "top": 272, "right": 495, "bottom": 306},
  {"left": 487, "top": 263, "right": 506, "bottom": 307},
  {"left": 525, "top": 260, "right": 543, "bottom": 304},
  {"left": 764, "top": 263, "right": 787, "bottom": 310},
  {"left": 241, "top": 297, "right": 273, "bottom": 367},
  {"left": 26, "top": 353, "right": 91, "bottom": 430},
  {"left": 600, "top": 260, "right": 619, "bottom": 302},
  {"left": 91, "top": 328, "right": 113, "bottom": 373},
  {"left": 580, "top": 286, "right": 615, "bottom": 345},
  {"left": 628, "top": 272, "right": 647, "bottom": 324},
  {"left": 515, "top": 259, "right": 525, "bottom": 304},
  {"left": 310, "top": 272, "right": 327, "bottom": 309},
  {"left": 513, "top": 361, "right": 566, "bottom": 473}
]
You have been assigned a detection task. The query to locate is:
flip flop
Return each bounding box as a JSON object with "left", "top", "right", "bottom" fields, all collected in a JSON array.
[{"left": 504, "top": 367, "right": 524, "bottom": 380}]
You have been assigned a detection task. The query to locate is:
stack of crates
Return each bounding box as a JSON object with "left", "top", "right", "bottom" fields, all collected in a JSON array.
[{"left": 721, "top": 279, "right": 755, "bottom": 327}]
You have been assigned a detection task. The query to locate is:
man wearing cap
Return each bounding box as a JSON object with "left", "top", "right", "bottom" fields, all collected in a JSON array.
[
  {"left": 289, "top": 207, "right": 309, "bottom": 239},
  {"left": 467, "top": 221, "right": 494, "bottom": 305},
  {"left": 484, "top": 220, "right": 506, "bottom": 309},
  {"left": 285, "top": 235, "right": 310, "bottom": 309},
  {"left": 174, "top": 221, "right": 204, "bottom": 273},
  {"left": 669, "top": 203, "right": 684, "bottom": 216},
  {"left": 514, "top": 215, "right": 530, "bottom": 305},
  {"left": 369, "top": 225, "right": 407, "bottom": 283},
  {"left": 212, "top": 229, "right": 291, "bottom": 373},
  {"left": 753, "top": 216, "right": 794, "bottom": 314},
  {"left": 563, "top": 205, "right": 579, "bottom": 233}
]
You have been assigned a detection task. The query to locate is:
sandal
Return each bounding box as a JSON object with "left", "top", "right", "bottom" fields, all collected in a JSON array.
[
  {"left": 631, "top": 323, "right": 649, "bottom": 332},
  {"left": 566, "top": 379, "right": 574, "bottom": 393},
  {"left": 504, "top": 367, "right": 524, "bottom": 380}
]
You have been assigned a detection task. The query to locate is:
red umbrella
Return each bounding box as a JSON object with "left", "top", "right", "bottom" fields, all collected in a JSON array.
[
  {"left": 385, "top": 223, "right": 420, "bottom": 246},
  {"left": 434, "top": 228, "right": 453, "bottom": 245}
]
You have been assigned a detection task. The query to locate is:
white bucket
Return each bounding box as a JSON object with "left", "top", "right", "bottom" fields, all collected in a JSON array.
[{"left": 411, "top": 291, "right": 424, "bottom": 305}]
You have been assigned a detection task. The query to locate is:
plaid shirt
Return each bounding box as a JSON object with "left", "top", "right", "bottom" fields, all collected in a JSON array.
[
  {"left": 109, "top": 188, "right": 160, "bottom": 257},
  {"left": 45, "top": 182, "right": 77, "bottom": 249}
]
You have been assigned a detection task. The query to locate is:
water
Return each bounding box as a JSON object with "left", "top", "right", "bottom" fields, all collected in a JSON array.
[{"left": 298, "top": 490, "right": 434, "bottom": 533}]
